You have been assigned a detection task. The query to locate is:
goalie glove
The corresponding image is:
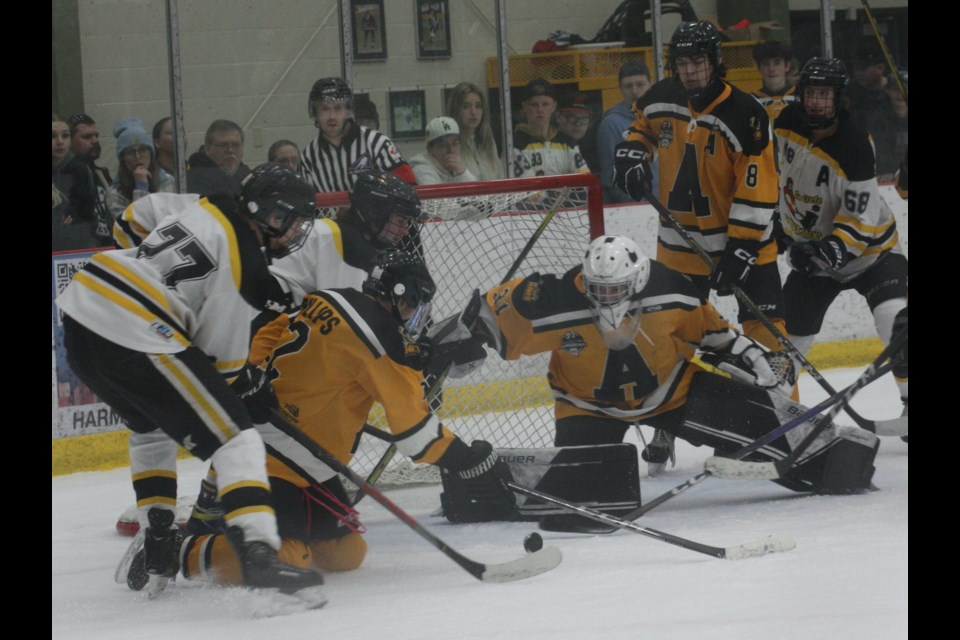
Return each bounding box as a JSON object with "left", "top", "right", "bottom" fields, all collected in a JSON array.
[
  {"left": 789, "top": 235, "right": 848, "bottom": 276},
  {"left": 613, "top": 140, "right": 653, "bottom": 201},
  {"left": 710, "top": 238, "right": 760, "bottom": 296},
  {"left": 439, "top": 440, "right": 519, "bottom": 523},
  {"left": 420, "top": 289, "right": 498, "bottom": 378},
  {"left": 696, "top": 335, "right": 788, "bottom": 393}
]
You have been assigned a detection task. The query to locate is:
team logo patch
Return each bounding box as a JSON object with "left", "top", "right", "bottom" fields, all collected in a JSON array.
[
  {"left": 750, "top": 115, "right": 762, "bottom": 141},
  {"left": 659, "top": 121, "right": 673, "bottom": 149},
  {"left": 283, "top": 403, "right": 300, "bottom": 419},
  {"left": 561, "top": 332, "right": 587, "bottom": 356},
  {"left": 523, "top": 281, "right": 541, "bottom": 302},
  {"left": 149, "top": 321, "right": 174, "bottom": 341},
  {"left": 352, "top": 153, "right": 373, "bottom": 171}
]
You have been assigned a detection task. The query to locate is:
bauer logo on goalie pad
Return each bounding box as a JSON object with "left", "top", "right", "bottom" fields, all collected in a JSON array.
[{"left": 560, "top": 332, "right": 586, "bottom": 356}]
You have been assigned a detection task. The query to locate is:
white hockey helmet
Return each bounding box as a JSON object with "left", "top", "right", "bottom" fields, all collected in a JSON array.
[{"left": 582, "top": 235, "right": 651, "bottom": 348}]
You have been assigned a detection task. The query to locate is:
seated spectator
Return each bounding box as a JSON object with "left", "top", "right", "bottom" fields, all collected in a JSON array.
[
  {"left": 445, "top": 82, "right": 503, "bottom": 180},
  {"left": 67, "top": 113, "right": 114, "bottom": 245},
  {"left": 597, "top": 59, "right": 657, "bottom": 203},
  {"left": 353, "top": 94, "right": 381, "bottom": 131},
  {"left": 52, "top": 113, "right": 99, "bottom": 251},
  {"left": 511, "top": 78, "right": 590, "bottom": 178},
  {"left": 152, "top": 117, "right": 178, "bottom": 175},
  {"left": 107, "top": 120, "right": 175, "bottom": 224},
  {"left": 559, "top": 92, "right": 599, "bottom": 178},
  {"left": 847, "top": 41, "right": 901, "bottom": 180},
  {"left": 186, "top": 119, "right": 252, "bottom": 196},
  {"left": 410, "top": 116, "right": 477, "bottom": 185},
  {"left": 267, "top": 139, "right": 302, "bottom": 173},
  {"left": 751, "top": 40, "right": 797, "bottom": 121}
]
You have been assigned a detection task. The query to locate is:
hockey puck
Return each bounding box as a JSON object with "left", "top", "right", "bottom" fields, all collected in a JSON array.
[{"left": 523, "top": 532, "right": 543, "bottom": 553}]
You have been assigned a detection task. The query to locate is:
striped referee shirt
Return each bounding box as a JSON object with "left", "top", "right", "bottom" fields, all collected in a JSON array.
[{"left": 300, "top": 121, "right": 416, "bottom": 193}]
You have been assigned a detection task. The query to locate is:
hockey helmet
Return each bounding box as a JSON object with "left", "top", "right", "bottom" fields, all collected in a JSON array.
[
  {"left": 239, "top": 163, "right": 316, "bottom": 259},
  {"left": 363, "top": 248, "right": 436, "bottom": 341},
  {"left": 582, "top": 235, "right": 651, "bottom": 349},
  {"left": 669, "top": 21, "right": 725, "bottom": 97},
  {"left": 797, "top": 57, "right": 848, "bottom": 129},
  {"left": 349, "top": 169, "right": 423, "bottom": 246},
  {"left": 308, "top": 77, "right": 354, "bottom": 119}
]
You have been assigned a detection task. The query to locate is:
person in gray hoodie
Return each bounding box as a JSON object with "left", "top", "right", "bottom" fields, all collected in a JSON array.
[{"left": 410, "top": 116, "right": 478, "bottom": 185}]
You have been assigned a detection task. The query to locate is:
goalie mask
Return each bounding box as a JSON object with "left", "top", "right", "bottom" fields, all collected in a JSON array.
[
  {"left": 239, "top": 163, "right": 316, "bottom": 259},
  {"left": 582, "top": 236, "right": 651, "bottom": 349},
  {"left": 363, "top": 249, "right": 436, "bottom": 342},
  {"left": 349, "top": 169, "right": 423, "bottom": 247}
]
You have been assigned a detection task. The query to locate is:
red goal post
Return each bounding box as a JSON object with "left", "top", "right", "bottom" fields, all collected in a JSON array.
[{"left": 315, "top": 174, "right": 606, "bottom": 486}]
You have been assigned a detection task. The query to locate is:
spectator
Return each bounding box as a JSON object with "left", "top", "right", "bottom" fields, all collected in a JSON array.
[
  {"left": 846, "top": 41, "right": 901, "bottom": 180},
  {"left": 445, "top": 82, "right": 503, "bottom": 181},
  {"left": 883, "top": 71, "right": 908, "bottom": 179},
  {"left": 301, "top": 77, "right": 415, "bottom": 194},
  {"left": 152, "top": 117, "right": 178, "bottom": 175},
  {"left": 511, "top": 78, "right": 590, "bottom": 178},
  {"left": 751, "top": 40, "right": 797, "bottom": 122},
  {"left": 410, "top": 116, "right": 477, "bottom": 185},
  {"left": 52, "top": 113, "right": 100, "bottom": 251},
  {"left": 107, "top": 120, "right": 175, "bottom": 224},
  {"left": 556, "top": 92, "right": 593, "bottom": 146},
  {"left": 597, "top": 59, "right": 657, "bottom": 203},
  {"left": 353, "top": 94, "right": 381, "bottom": 131},
  {"left": 67, "top": 113, "right": 114, "bottom": 245},
  {"left": 267, "top": 139, "right": 301, "bottom": 173},
  {"left": 186, "top": 119, "right": 252, "bottom": 196}
]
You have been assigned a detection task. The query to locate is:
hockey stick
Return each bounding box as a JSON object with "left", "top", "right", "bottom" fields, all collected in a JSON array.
[
  {"left": 706, "top": 320, "right": 907, "bottom": 480},
  {"left": 507, "top": 482, "right": 795, "bottom": 560},
  {"left": 352, "top": 187, "right": 573, "bottom": 503},
  {"left": 591, "top": 350, "right": 898, "bottom": 533},
  {"left": 267, "top": 408, "right": 562, "bottom": 583},
  {"left": 647, "top": 191, "right": 884, "bottom": 433}
]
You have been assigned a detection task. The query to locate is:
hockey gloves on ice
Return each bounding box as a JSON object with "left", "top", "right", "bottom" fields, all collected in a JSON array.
[
  {"left": 789, "top": 235, "right": 848, "bottom": 276},
  {"left": 231, "top": 361, "right": 278, "bottom": 424},
  {"left": 440, "top": 440, "right": 519, "bottom": 523},
  {"left": 710, "top": 238, "right": 760, "bottom": 295},
  {"left": 613, "top": 140, "right": 652, "bottom": 201}
]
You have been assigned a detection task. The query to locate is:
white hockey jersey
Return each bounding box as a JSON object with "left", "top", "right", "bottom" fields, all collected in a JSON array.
[
  {"left": 113, "top": 192, "right": 200, "bottom": 249},
  {"left": 775, "top": 105, "right": 903, "bottom": 280},
  {"left": 510, "top": 125, "right": 590, "bottom": 179},
  {"left": 57, "top": 196, "right": 281, "bottom": 381}
]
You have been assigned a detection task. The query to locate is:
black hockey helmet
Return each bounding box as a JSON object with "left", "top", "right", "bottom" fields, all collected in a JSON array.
[
  {"left": 348, "top": 169, "right": 423, "bottom": 245},
  {"left": 797, "top": 57, "right": 848, "bottom": 129},
  {"left": 363, "top": 248, "right": 436, "bottom": 340},
  {"left": 239, "top": 163, "right": 316, "bottom": 258},
  {"left": 308, "top": 77, "right": 353, "bottom": 119},
  {"left": 669, "top": 21, "right": 726, "bottom": 87}
]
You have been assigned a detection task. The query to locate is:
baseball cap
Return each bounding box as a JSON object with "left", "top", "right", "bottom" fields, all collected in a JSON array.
[
  {"left": 618, "top": 59, "right": 651, "bottom": 81},
  {"left": 854, "top": 42, "right": 884, "bottom": 66},
  {"left": 425, "top": 116, "right": 460, "bottom": 146},
  {"left": 524, "top": 78, "right": 557, "bottom": 102},
  {"left": 558, "top": 92, "right": 591, "bottom": 114}
]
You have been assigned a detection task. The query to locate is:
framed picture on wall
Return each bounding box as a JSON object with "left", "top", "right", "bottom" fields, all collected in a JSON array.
[
  {"left": 389, "top": 89, "right": 427, "bottom": 139},
  {"left": 416, "top": 0, "right": 451, "bottom": 59},
  {"left": 441, "top": 85, "right": 456, "bottom": 113},
  {"left": 351, "top": 0, "right": 387, "bottom": 61}
]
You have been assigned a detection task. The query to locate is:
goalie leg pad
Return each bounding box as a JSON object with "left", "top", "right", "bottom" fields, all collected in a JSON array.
[{"left": 780, "top": 429, "right": 880, "bottom": 494}]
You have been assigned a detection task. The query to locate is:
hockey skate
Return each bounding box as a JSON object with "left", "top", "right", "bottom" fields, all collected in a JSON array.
[
  {"left": 224, "top": 526, "right": 326, "bottom": 596},
  {"left": 641, "top": 429, "right": 676, "bottom": 477},
  {"left": 127, "top": 507, "right": 184, "bottom": 598},
  {"left": 185, "top": 479, "right": 226, "bottom": 536}
]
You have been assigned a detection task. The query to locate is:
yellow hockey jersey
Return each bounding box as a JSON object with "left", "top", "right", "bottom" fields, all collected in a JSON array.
[
  {"left": 626, "top": 80, "right": 780, "bottom": 275},
  {"left": 483, "top": 262, "right": 742, "bottom": 422}
]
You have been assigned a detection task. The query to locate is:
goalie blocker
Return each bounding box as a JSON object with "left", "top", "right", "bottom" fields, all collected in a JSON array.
[
  {"left": 682, "top": 371, "right": 880, "bottom": 494},
  {"left": 441, "top": 443, "right": 641, "bottom": 523}
]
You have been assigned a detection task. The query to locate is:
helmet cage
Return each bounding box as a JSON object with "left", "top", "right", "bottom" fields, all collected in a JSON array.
[
  {"left": 240, "top": 163, "right": 317, "bottom": 259},
  {"left": 797, "top": 58, "right": 848, "bottom": 129},
  {"left": 581, "top": 235, "right": 651, "bottom": 348},
  {"left": 363, "top": 250, "right": 436, "bottom": 341},
  {"left": 669, "top": 21, "right": 724, "bottom": 94}
]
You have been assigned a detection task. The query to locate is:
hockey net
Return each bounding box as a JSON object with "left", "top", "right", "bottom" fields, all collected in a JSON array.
[{"left": 315, "top": 174, "right": 605, "bottom": 487}]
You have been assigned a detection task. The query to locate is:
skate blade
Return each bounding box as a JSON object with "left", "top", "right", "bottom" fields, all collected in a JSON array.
[
  {"left": 253, "top": 586, "right": 328, "bottom": 617},
  {"left": 146, "top": 575, "right": 171, "bottom": 599}
]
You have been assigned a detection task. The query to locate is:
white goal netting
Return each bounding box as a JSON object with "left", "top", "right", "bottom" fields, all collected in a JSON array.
[{"left": 316, "top": 175, "right": 605, "bottom": 486}]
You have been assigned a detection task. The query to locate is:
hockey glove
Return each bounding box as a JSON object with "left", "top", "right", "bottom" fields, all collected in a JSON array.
[
  {"left": 698, "top": 335, "right": 782, "bottom": 391},
  {"left": 613, "top": 140, "right": 652, "bottom": 201},
  {"left": 439, "top": 440, "right": 519, "bottom": 523},
  {"left": 231, "top": 362, "right": 278, "bottom": 424},
  {"left": 423, "top": 334, "right": 489, "bottom": 379},
  {"left": 789, "top": 235, "right": 848, "bottom": 276},
  {"left": 710, "top": 238, "right": 760, "bottom": 296},
  {"left": 891, "top": 306, "right": 908, "bottom": 379}
]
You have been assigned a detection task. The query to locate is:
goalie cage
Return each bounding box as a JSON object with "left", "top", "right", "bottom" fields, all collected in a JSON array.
[{"left": 315, "top": 174, "right": 605, "bottom": 488}]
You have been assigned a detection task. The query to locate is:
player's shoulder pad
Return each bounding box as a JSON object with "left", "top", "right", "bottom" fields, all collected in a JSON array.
[
  {"left": 637, "top": 78, "right": 684, "bottom": 113},
  {"left": 642, "top": 261, "right": 709, "bottom": 306},
  {"left": 818, "top": 112, "right": 877, "bottom": 182},
  {"left": 511, "top": 266, "right": 589, "bottom": 319},
  {"left": 318, "top": 288, "right": 409, "bottom": 363},
  {"left": 337, "top": 218, "right": 379, "bottom": 271},
  {"left": 715, "top": 85, "right": 771, "bottom": 155}
]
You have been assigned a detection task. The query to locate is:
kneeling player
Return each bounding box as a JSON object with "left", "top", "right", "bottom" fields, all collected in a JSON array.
[
  {"left": 162, "top": 249, "right": 518, "bottom": 586},
  {"left": 433, "top": 235, "right": 879, "bottom": 529}
]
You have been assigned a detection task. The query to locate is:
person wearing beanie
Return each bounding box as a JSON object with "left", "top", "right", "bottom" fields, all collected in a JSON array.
[
  {"left": 597, "top": 58, "right": 657, "bottom": 203},
  {"left": 511, "top": 78, "right": 590, "bottom": 178},
  {"left": 107, "top": 120, "right": 175, "bottom": 238},
  {"left": 409, "top": 116, "right": 477, "bottom": 185},
  {"left": 751, "top": 40, "right": 797, "bottom": 121}
]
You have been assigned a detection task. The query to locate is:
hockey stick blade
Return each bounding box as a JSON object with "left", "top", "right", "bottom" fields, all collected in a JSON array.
[
  {"left": 115, "top": 528, "right": 145, "bottom": 584},
  {"left": 872, "top": 415, "right": 908, "bottom": 437},
  {"left": 705, "top": 456, "right": 781, "bottom": 480},
  {"left": 508, "top": 482, "right": 793, "bottom": 560},
  {"left": 268, "top": 409, "right": 562, "bottom": 583}
]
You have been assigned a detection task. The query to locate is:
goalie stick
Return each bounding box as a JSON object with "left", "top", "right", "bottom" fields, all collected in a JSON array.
[
  {"left": 507, "top": 482, "right": 795, "bottom": 560},
  {"left": 268, "top": 408, "right": 562, "bottom": 583},
  {"left": 352, "top": 187, "right": 574, "bottom": 504},
  {"left": 706, "top": 320, "right": 908, "bottom": 480},
  {"left": 646, "top": 191, "right": 891, "bottom": 435}
]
